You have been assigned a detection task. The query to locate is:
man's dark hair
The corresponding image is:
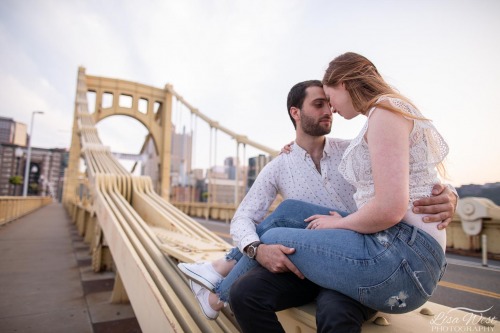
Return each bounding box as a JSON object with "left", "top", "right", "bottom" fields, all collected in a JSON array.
[{"left": 286, "top": 80, "right": 323, "bottom": 129}]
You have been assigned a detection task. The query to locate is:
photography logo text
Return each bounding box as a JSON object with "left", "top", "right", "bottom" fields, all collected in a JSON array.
[{"left": 430, "top": 306, "right": 496, "bottom": 332}]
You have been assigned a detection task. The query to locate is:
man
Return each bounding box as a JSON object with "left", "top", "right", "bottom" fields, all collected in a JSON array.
[{"left": 227, "top": 80, "right": 457, "bottom": 332}]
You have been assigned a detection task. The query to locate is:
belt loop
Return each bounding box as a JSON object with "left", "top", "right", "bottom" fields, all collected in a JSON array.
[{"left": 408, "top": 225, "right": 418, "bottom": 245}]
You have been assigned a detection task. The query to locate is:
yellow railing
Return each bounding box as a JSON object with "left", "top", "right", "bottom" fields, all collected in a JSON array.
[
  {"left": 172, "top": 202, "right": 238, "bottom": 223},
  {"left": 171, "top": 197, "right": 283, "bottom": 223},
  {"left": 0, "top": 196, "right": 53, "bottom": 226}
]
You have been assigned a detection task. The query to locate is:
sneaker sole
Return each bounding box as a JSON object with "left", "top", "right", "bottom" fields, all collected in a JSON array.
[
  {"left": 178, "top": 264, "right": 217, "bottom": 291},
  {"left": 189, "top": 280, "right": 219, "bottom": 320}
]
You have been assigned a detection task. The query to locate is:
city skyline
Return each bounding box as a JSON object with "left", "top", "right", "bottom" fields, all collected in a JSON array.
[{"left": 1, "top": 1, "right": 499, "bottom": 187}]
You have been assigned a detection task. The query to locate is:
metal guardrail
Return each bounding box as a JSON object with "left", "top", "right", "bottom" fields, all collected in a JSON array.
[{"left": 0, "top": 196, "right": 53, "bottom": 226}]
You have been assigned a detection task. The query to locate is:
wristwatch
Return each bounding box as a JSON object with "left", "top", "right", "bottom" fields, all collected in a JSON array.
[{"left": 246, "top": 241, "right": 262, "bottom": 259}]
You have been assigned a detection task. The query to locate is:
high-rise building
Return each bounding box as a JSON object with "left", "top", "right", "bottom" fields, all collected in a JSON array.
[
  {"left": 0, "top": 117, "right": 27, "bottom": 146},
  {"left": 170, "top": 125, "right": 193, "bottom": 186},
  {"left": 13, "top": 122, "right": 27, "bottom": 146},
  {"left": 0, "top": 117, "right": 15, "bottom": 145},
  {"left": 0, "top": 143, "right": 67, "bottom": 199},
  {"left": 224, "top": 157, "right": 236, "bottom": 180},
  {"left": 140, "top": 125, "right": 193, "bottom": 195},
  {"left": 247, "top": 154, "right": 271, "bottom": 190}
]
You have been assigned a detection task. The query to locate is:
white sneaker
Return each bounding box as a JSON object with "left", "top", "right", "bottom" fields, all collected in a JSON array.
[
  {"left": 178, "top": 262, "right": 223, "bottom": 291},
  {"left": 189, "top": 280, "right": 219, "bottom": 320}
]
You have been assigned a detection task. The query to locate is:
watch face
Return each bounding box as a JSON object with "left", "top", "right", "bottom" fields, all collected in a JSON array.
[
  {"left": 248, "top": 246, "right": 256, "bottom": 258},
  {"left": 247, "top": 242, "right": 261, "bottom": 259}
]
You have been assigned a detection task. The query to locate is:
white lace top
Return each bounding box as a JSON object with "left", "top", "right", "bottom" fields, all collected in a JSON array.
[{"left": 339, "top": 96, "right": 449, "bottom": 250}]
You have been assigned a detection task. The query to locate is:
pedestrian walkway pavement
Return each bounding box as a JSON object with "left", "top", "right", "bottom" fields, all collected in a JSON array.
[{"left": 0, "top": 203, "right": 141, "bottom": 333}]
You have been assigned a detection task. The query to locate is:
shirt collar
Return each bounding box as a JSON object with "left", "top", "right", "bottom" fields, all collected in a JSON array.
[{"left": 293, "top": 139, "right": 333, "bottom": 160}]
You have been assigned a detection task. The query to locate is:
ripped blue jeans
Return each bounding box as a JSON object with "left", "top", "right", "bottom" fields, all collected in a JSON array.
[{"left": 216, "top": 199, "right": 447, "bottom": 313}]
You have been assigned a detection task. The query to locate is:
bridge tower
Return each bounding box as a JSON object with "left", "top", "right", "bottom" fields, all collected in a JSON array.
[{"left": 64, "top": 67, "right": 174, "bottom": 204}]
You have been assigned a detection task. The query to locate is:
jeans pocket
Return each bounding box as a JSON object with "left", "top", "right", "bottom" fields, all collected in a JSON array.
[{"left": 358, "top": 259, "right": 431, "bottom": 314}]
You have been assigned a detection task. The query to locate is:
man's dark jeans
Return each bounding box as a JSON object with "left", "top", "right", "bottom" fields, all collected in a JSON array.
[{"left": 230, "top": 266, "right": 377, "bottom": 333}]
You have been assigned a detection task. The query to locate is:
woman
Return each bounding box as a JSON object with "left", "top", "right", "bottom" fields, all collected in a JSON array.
[{"left": 181, "top": 52, "right": 448, "bottom": 317}]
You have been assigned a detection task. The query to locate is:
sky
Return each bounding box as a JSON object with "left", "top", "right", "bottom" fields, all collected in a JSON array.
[{"left": 0, "top": 0, "right": 499, "bottom": 187}]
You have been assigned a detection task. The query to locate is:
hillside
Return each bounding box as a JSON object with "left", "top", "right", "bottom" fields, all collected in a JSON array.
[{"left": 456, "top": 182, "right": 500, "bottom": 205}]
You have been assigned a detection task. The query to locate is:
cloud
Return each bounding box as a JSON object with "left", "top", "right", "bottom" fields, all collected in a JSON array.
[{"left": 1, "top": 0, "right": 499, "bottom": 185}]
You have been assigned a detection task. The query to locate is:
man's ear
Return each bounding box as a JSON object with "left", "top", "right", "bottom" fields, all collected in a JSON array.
[{"left": 290, "top": 106, "right": 300, "bottom": 123}]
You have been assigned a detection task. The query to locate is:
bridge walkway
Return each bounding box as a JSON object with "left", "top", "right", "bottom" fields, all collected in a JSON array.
[
  {"left": 2, "top": 202, "right": 497, "bottom": 332},
  {"left": 0, "top": 203, "right": 140, "bottom": 333}
]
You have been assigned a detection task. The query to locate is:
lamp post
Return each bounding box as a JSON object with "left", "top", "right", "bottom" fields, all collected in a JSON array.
[
  {"left": 14, "top": 147, "right": 24, "bottom": 196},
  {"left": 22, "top": 111, "right": 44, "bottom": 196}
]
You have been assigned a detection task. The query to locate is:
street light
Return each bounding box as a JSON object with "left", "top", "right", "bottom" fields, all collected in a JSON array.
[
  {"left": 14, "top": 147, "right": 24, "bottom": 196},
  {"left": 22, "top": 111, "right": 44, "bottom": 196}
]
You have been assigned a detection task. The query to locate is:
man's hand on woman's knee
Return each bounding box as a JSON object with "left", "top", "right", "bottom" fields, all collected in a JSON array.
[
  {"left": 256, "top": 244, "right": 304, "bottom": 279},
  {"left": 412, "top": 183, "right": 458, "bottom": 230}
]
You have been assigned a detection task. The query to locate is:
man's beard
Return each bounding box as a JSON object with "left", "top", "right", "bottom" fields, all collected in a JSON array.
[{"left": 300, "top": 112, "right": 332, "bottom": 136}]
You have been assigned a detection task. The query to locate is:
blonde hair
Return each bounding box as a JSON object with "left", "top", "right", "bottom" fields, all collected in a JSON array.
[
  {"left": 323, "top": 52, "right": 447, "bottom": 178},
  {"left": 322, "top": 52, "right": 422, "bottom": 119}
]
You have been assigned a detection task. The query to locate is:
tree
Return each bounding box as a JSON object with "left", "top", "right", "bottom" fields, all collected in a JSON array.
[
  {"left": 9, "top": 175, "right": 23, "bottom": 196},
  {"left": 29, "top": 183, "right": 39, "bottom": 195}
]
